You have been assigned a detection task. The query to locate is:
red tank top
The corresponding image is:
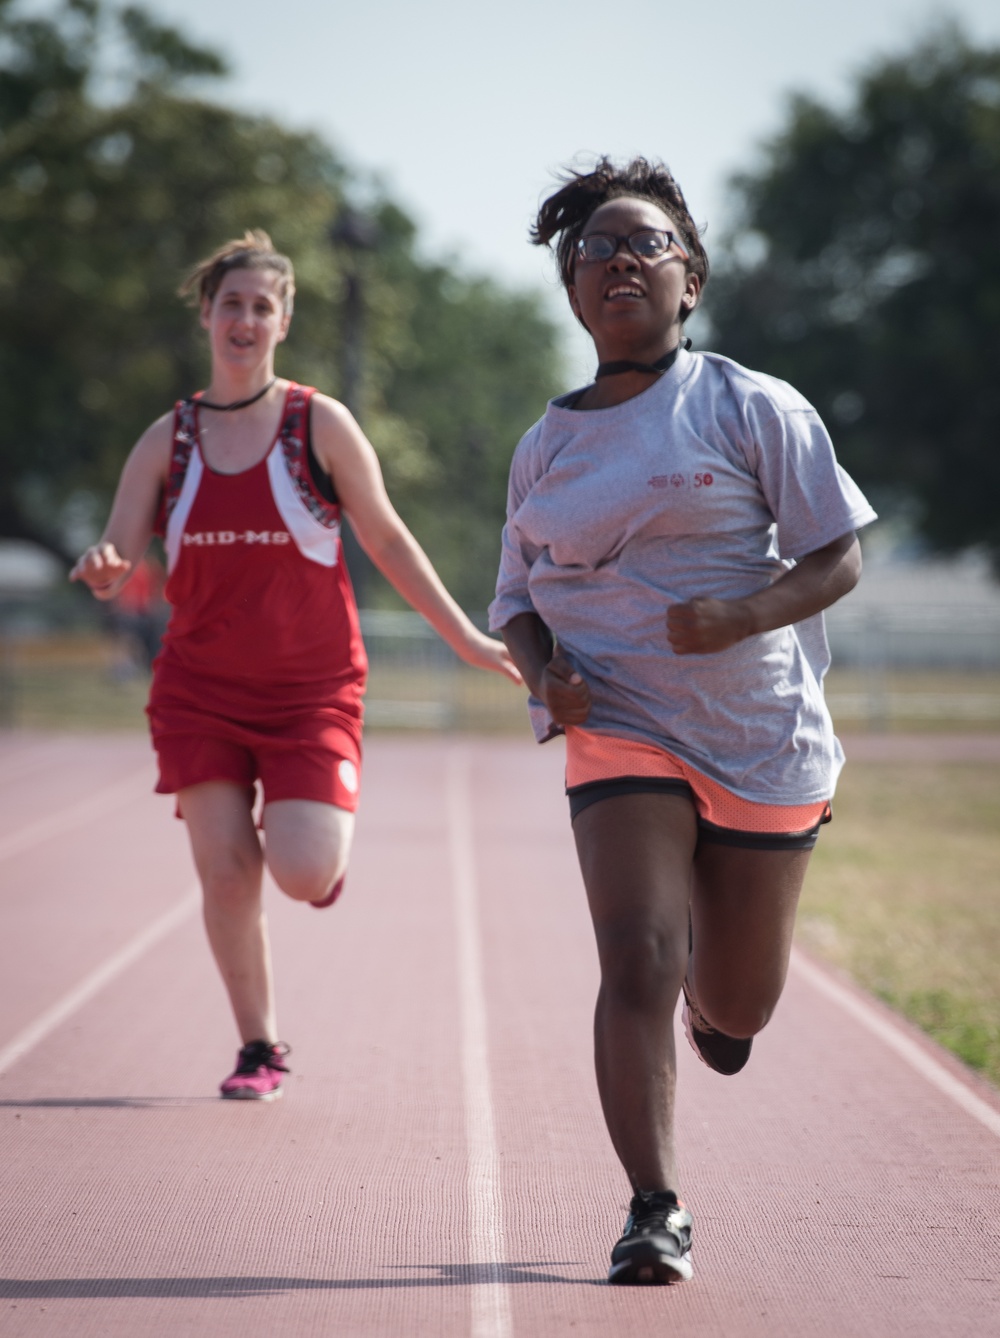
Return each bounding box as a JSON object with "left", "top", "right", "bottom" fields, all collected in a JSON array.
[{"left": 153, "top": 384, "right": 366, "bottom": 716}]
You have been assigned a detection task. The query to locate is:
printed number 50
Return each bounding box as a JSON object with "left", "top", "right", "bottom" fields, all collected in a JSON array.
[{"left": 694, "top": 472, "right": 714, "bottom": 487}]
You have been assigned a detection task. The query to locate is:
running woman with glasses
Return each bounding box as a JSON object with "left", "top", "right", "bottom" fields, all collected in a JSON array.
[
  {"left": 490, "top": 159, "right": 875, "bottom": 1284},
  {"left": 72, "top": 230, "right": 520, "bottom": 1102}
]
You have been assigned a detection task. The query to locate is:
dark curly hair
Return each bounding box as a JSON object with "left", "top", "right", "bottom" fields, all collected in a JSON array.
[{"left": 532, "top": 157, "right": 709, "bottom": 319}]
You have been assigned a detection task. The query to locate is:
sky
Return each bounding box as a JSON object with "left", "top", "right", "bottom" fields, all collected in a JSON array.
[{"left": 119, "top": 0, "right": 1000, "bottom": 378}]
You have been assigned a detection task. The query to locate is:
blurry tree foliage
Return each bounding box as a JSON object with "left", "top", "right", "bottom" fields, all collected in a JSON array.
[
  {"left": 0, "top": 0, "right": 561, "bottom": 608},
  {"left": 706, "top": 26, "right": 1000, "bottom": 572},
  {"left": 378, "top": 262, "right": 560, "bottom": 611}
]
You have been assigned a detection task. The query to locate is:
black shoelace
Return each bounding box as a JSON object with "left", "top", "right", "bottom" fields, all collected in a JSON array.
[
  {"left": 627, "top": 1191, "right": 689, "bottom": 1246},
  {"left": 235, "top": 1040, "right": 290, "bottom": 1074}
]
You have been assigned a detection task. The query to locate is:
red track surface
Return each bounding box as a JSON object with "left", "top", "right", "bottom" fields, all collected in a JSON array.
[{"left": 1, "top": 731, "right": 998, "bottom": 1337}]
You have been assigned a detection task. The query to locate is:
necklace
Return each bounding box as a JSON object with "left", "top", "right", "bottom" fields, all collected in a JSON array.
[
  {"left": 595, "top": 337, "right": 690, "bottom": 380},
  {"left": 195, "top": 377, "right": 277, "bottom": 411}
]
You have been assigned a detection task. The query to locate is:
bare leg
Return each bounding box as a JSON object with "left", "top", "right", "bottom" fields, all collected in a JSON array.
[
  {"left": 179, "top": 782, "right": 275, "bottom": 1044},
  {"left": 572, "top": 793, "right": 697, "bottom": 1193},
  {"left": 688, "top": 844, "right": 812, "bottom": 1038},
  {"left": 262, "top": 799, "right": 354, "bottom": 903}
]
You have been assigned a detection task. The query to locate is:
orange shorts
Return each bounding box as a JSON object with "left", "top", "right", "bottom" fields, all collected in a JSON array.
[{"left": 565, "top": 728, "right": 830, "bottom": 850}]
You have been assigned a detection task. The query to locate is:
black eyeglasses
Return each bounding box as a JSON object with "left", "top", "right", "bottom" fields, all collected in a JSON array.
[{"left": 574, "top": 228, "right": 690, "bottom": 264}]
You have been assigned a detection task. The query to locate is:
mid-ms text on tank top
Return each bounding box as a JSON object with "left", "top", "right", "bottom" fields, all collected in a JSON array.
[{"left": 182, "top": 530, "right": 291, "bottom": 547}]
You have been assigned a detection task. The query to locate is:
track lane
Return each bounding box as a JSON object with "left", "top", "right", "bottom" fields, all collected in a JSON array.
[
  {"left": 0, "top": 887, "right": 200, "bottom": 1075},
  {"left": 464, "top": 737, "right": 1000, "bottom": 1336},
  {"left": 1, "top": 732, "right": 998, "bottom": 1336},
  {"left": 0, "top": 737, "right": 193, "bottom": 1044},
  {"left": 2, "top": 737, "right": 475, "bottom": 1336}
]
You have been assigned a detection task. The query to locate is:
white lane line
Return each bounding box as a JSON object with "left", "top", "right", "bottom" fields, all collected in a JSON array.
[
  {"left": 790, "top": 948, "right": 1000, "bottom": 1140},
  {"left": 0, "top": 886, "right": 200, "bottom": 1074},
  {"left": 447, "top": 746, "right": 511, "bottom": 1338},
  {"left": 0, "top": 766, "right": 154, "bottom": 863}
]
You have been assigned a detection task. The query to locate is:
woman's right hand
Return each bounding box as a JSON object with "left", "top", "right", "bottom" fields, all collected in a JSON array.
[
  {"left": 540, "top": 652, "right": 592, "bottom": 726},
  {"left": 69, "top": 543, "right": 133, "bottom": 600}
]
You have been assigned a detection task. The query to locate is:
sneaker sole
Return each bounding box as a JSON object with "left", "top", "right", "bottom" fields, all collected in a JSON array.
[
  {"left": 220, "top": 1086, "right": 284, "bottom": 1102},
  {"left": 682, "top": 998, "right": 712, "bottom": 1070},
  {"left": 682, "top": 999, "right": 751, "bottom": 1076},
  {"left": 608, "top": 1246, "right": 693, "bottom": 1285}
]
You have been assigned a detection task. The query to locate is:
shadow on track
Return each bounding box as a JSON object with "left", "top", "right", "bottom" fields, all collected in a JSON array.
[{"left": 0, "top": 1263, "right": 598, "bottom": 1297}]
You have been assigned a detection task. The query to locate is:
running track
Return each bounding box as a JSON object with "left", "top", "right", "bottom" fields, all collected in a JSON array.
[{"left": 1, "top": 732, "right": 998, "bottom": 1337}]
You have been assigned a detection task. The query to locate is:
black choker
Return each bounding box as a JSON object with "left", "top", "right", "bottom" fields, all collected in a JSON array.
[
  {"left": 595, "top": 338, "right": 690, "bottom": 380},
  {"left": 195, "top": 378, "right": 277, "bottom": 411}
]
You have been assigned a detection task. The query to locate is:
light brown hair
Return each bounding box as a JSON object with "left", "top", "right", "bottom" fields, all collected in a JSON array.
[{"left": 179, "top": 229, "right": 296, "bottom": 315}]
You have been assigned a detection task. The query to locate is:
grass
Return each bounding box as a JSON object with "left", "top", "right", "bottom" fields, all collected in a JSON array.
[
  {"left": 0, "top": 643, "right": 528, "bottom": 733},
  {"left": 0, "top": 637, "right": 149, "bottom": 730},
  {"left": 799, "top": 761, "right": 1000, "bottom": 1086},
  {"left": 3, "top": 635, "right": 999, "bottom": 734}
]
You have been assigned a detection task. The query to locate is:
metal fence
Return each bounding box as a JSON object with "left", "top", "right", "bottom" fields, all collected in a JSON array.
[
  {"left": 1, "top": 598, "right": 999, "bottom": 733},
  {"left": 822, "top": 600, "right": 1000, "bottom": 729},
  {"left": 825, "top": 601, "right": 1000, "bottom": 672},
  {"left": 360, "top": 606, "right": 1000, "bottom": 732}
]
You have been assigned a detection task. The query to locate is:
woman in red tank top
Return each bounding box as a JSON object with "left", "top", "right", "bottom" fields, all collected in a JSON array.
[{"left": 71, "top": 231, "right": 520, "bottom": 1100}]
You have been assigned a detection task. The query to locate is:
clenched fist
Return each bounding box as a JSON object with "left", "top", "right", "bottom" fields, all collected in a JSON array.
[
  {"left": 666, "top": 597, "right": 754, "bottom": 655},
  {"left": 540, "top": 652, "right": 592, "bottom": 726}
]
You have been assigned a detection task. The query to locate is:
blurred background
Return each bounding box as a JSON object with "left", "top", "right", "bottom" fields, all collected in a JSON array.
[
  {"left": 1, "top": 2, "right": 998, "bottom": 1076},
  {"left": 2, "top": 0, "right": 1000, "bottom": 731}
]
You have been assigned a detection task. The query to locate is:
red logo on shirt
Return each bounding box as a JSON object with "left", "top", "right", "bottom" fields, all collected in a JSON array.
[{"left": 647, "top": 473, "right": 714, "bottom": 490}]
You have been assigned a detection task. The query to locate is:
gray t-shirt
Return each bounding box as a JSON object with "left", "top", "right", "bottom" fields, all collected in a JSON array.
[{"left": 488, "top": 349, "right": 877, "bottom": 805}]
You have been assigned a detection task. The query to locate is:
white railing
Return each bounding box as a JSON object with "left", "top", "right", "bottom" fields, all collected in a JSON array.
[
  {"left": 825, "top": 602, "right": 1000, "bottom": 671},
  {"left": 1, "top": 604, "right": 998, "bottom": 732}
]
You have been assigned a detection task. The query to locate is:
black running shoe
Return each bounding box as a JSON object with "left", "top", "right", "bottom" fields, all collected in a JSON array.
[
  {"left": 682, "top": 982, "right": 752, "bottom": 1075},
  {"left": 608, "top": 1190, "right": 693, "bottom": 1285}
]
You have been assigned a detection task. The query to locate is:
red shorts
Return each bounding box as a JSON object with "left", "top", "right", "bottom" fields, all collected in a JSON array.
[
  {"left": 565, "top": 728, "right": 830, "bottom": 850},
  {"left": 150, "top": 704, "right": 363, "bottom": 813}
]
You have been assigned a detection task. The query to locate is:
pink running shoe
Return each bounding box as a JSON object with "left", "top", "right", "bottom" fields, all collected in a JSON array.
[
  {"left": 310, "top": 873, "right": 346, "bottom": 909},
  {"left": 219, "top": 1040, "right": 291, "bottom": 1101}
]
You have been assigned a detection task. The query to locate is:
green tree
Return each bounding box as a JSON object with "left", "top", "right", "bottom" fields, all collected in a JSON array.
[
  {"left": 706, "top": 25, "right": 1000, "bottom": 570},
  {"left": 0, "top": 0, "right": 562, "bottom": 608},
  {"left": 380, "top": 261, "right": 561, "bottom": 610},
  {"left": 0, "top": 0, "right": 351, "bottom": 560}
]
